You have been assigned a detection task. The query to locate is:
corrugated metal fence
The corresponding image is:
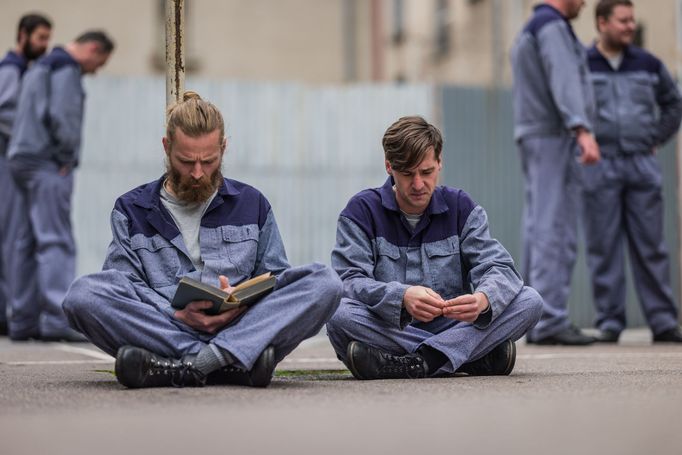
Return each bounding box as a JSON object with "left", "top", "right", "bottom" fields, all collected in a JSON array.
[{"left": 74, "top": 77, "right": 679, "bottom": 328}]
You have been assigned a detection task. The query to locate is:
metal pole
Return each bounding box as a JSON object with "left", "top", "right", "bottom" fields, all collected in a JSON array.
[
  {"left": 675, "top": 0, "right": 682, "bottom": 321},
  {"left": 165, "top": 0, "right": 185, "bottom": 110},
  {"left": 491, "top": 0, "right": 503, "bottom": 87}
]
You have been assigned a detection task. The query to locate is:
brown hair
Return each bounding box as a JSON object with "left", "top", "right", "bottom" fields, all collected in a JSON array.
[
  {"left": 75, "top": 30, "right": 115, "bottom": 53},
  {"left": 595, "top": 0, "right": 633, "bottom": 24},
  {"left": 166, "top": 91, "right": 225, "bottom": 145},
  {"left": 17, "top": 13, "right": 51, "bottom": 42},
  {"left": 382, "top": 116, "right": 442, "bottom": 171}
]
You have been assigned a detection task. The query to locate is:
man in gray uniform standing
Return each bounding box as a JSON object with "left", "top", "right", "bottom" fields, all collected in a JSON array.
[
  {"left": 326, "top": 116, "right": 543, "bottom": 380},
  {"left": 511, "top": 0, "right": 600, "bottom": 345},
  {"left": 62, "top": 92, "right": 342, "bottom": 388},
  {"left": 0, "top": 13, "right": 52, "bottom": 336},
  {"left": 584, "top": 0, "right": 682, "bottom": 343},
  {"left": 7, "top": 30, "right": 113, "bottom": 341}
]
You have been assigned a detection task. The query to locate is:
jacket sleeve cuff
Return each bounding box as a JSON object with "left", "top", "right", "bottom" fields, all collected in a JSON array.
[{"left": 473, "top": 304, "right": 493, "bottom": 329}]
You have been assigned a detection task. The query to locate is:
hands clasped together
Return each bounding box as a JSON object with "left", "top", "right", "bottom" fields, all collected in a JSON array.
[{"left": 403, "top": 286, "right": 489, "bottom": 323}]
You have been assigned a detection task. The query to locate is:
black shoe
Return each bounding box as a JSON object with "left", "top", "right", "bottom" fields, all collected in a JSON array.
[
  {"left": 653, "top": 327, "right": 682, "bottom": 343},
  {"left": 41, "top": 327, "right": 89, "bottom": 343},
  {"left": 457, "top": 340, "right": 516, "bottom": 376},
  {"left": 0, "top": 320, "right": 7, "bottom": 336},
  {"left": 531, "top": 326, "right": 595, "bottom": 346},
  {"left": 346, "top": 341, "right": 427, "bottom": 380},
  {"left": 9, "top": 330, "right": 40, "bottom": 341},
  {"left": 115, "top": 346, "right": 206, "bottom": 388},
  {"left": 207, "top": 345, "right": 276, "bottom": 388},
  {"left": 594, "top": 329, "right": 620, "bottom": 343}
]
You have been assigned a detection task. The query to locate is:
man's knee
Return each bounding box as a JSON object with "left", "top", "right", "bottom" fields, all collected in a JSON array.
[
  {"left": 63, "top": 275, "right": 93, "bottom": 317},
  {"left": 315, "top": 265, "right": 343, "bottom": 314},
  {"left": 62, "top": 271, "right": 122, "bottom": 320},
  {"left": 287, "top": 262, "right": 343, "bottom": 317},
  {"left": 514, "top": 286, "right": 544, "bottom": 326}
]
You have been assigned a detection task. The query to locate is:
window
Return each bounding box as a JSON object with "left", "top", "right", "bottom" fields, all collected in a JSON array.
[
  {"left": 435, "top": 0, "right": 450, "bottom": 58},
  {"left": 393, "top": 0, "right": 405, "bottom": 45}
]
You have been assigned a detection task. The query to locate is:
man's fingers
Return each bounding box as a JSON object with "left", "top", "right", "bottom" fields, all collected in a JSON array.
[
  {"left": 187, "top": 300, "right": 213, "bottom": 311},
  {"left": 424, "top": 288, "right": 444, "bottom": 301},
  {"left": 416, "top": 303, "right": 443, "bottom": 316},
  {"left": 412, "top": 311, "right": 435, "bottom": 322},
  {"left": 448, "top": 294, "right": 476, "bottom": 306}
]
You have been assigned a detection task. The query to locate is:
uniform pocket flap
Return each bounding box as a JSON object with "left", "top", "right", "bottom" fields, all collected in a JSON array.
[
  {"left": 130, "top": 234, "right": 174, "bottom": 252},
  {"left": 424, "top": 238, "right": 459, "bottom": 258},
  {"left": 590, "top": 73, "right": 609, "bottom": 86},
  {"left": 221, "top": 225, "right": 259, "bottom": 243},
  {"left": 375, "top": 238, "right": 401, "bottom": 260}
]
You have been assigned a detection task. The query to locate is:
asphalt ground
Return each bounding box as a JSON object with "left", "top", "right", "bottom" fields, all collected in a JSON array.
[{"left": 1, "top": 329, "right": 681, "bottom": 455}]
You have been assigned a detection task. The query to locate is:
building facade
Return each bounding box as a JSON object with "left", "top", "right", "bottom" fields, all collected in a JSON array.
[{"left": 1, "top": 0, "right": 679, "bottom": 85}]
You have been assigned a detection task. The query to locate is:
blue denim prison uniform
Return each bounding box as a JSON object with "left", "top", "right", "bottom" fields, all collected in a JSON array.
[
  {"left": 62, "top": 176, "right": 342, "bottom": 369},
  {"left": 0, "top": 51, "right": 28, "bottom": 329},
  {"left": 326, "top": 177, "right": 543, "bottom": 375},
  {"left": 581, "top": 45, "right": 682, "bottom": 335},
  {"left": 5, "top": 48, "right": 84, "bottom": 338},
  {"left": 511, "top": 4, "right": 595, "bottom": 340}
]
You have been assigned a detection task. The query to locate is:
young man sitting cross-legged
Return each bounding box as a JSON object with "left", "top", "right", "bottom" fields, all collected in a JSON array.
[{"left": 326, "top": 116, "right": 543, "bottom": 380}]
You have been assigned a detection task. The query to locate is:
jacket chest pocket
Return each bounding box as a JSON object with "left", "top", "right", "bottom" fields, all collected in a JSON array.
[
  {"left": 220, "top": 225, "right": 259, "bottom": 275},
  {"left": 627, "top": 74, "right": 656, "bottom": 106},
  {"left": 130, "top": 235, "right": 181, "bottom": 288},
  {"left": 374, "top": 238, "right": 403, "bottom": 283},
  {"left": 590, "top": 74, "right": 613, "bottom": 119},
  {"left": 424, "top": 238, "right": 462, "bottom": 299}
]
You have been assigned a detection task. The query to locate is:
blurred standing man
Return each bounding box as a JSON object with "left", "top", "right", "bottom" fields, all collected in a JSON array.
[
  {"left": 0, "top": 14, "right": 52, "bottom": 336},
  {"left": 7, "top": 31, "right": 114, "bottom": 341},
  {"left": 511, "top": 0, "right": 600, "bottom": 345},
  {"left": 584, "top": 0, "right": 682, "bottom": 343}
]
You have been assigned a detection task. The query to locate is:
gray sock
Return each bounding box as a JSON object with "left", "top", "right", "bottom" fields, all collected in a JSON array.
[{"left": 194, "top": 344, "right": 235, "bottom": 375}]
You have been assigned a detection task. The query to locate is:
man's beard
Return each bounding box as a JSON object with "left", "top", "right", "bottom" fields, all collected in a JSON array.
[
  {"left": 23, "top": 41, "right": 46, "bottom": 61},
  {"left": 166, "top": 164, "right": 223, "bottom": 204}
]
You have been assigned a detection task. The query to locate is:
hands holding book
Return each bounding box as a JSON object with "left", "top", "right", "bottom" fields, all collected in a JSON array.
[{"left": 174, "top": 275, "right": 247, "bottom": 334}]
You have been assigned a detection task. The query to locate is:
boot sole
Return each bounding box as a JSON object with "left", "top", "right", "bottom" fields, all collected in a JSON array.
[
  {"left": 502, "top": 340, "right": 516, "bottom": 375},
  {"left": 346, "top": 341, "right": 366, "bottom": 380}
]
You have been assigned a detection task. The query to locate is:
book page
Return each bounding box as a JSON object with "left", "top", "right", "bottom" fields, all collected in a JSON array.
[{"left": 233, "top": 272, "right": 272, "bottom": 292}]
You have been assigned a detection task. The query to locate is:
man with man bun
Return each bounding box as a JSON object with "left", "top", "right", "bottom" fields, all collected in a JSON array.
[{"left": 62, "top": 91, "right": 343, "bottom": 388}]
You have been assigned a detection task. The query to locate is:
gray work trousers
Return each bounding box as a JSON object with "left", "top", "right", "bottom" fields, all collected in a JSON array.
[
  {"left": 63, "top": 263, "right": 342, "bottom": 369},
  {"left": 0, "top": 139, "right": 20, "bottom": 327},
  {"left": 326, "top": 286, "right": 542, "bottom": 375},
  {"left": 7, "top": 158, "right": 75, "bottom": 338},
  {"left": 581, "top": 153, "right": 678, "bottom": 335},
  {"left": 519, "top": 134, "right": 581, "bottom": 340}
]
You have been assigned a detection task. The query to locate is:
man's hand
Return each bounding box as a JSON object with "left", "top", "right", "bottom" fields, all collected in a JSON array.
[
  {"left": 442, "top": 292, "right": 489, "bottom": 323},
  {"left": 575, "top": 128, "right": 600, "bottom": 164},
  {"left": 403, "top": 286, "right": 445, "bottom": 322},
  {"left": 174, "top": 275, "right": 246, "bottom": 334}
]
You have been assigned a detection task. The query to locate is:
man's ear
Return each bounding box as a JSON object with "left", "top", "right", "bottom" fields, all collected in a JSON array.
[
  {"left": 17, "top": 29, "right": 28, "bottom": 47},
  {"left": 385, "top": 160, "right": 393, "bottom": 175},
  {"left": 221, "top": 137, "right": 227, "bottom": 155},
  {"left": 162, "top": 137, "right": 171, "bottom": 156}
]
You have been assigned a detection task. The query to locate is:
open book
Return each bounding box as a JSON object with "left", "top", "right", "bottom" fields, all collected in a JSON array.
[{"left": 171, "top": 272, "right": 276, "bottom": 315}]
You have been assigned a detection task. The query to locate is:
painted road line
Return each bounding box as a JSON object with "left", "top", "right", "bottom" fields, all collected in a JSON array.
[
  {"left": 4, "top": 360, "right": 112, "bottom": 365},
  {"left": 53, "top": 344, "right": 114, "bottom": 361}
]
